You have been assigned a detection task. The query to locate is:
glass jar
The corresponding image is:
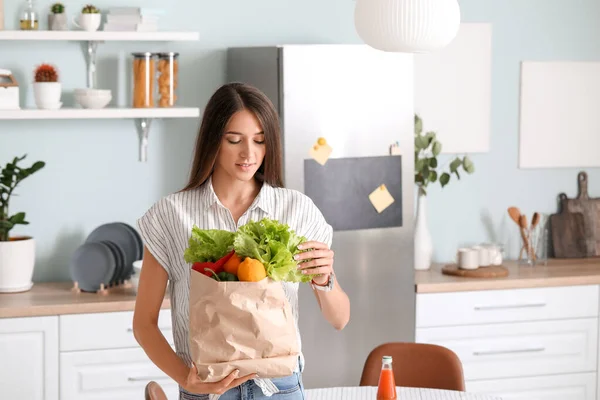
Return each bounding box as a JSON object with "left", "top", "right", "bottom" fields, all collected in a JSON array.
[
  {"left": 157, "top": 52, "right": 179, "bottom": 107},
  {"left": 132, "top": 52, "right": 156, "bottom": 108},
  {"left": 19, "top": 0, "right": 40, "bottom": 30}
]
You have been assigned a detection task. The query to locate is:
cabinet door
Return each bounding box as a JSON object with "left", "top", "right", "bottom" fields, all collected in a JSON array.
[
  {"left": 467, "top": 372, "right": 596, "bottom": 400},
  {"left": 0, "top": 316, "right": 59, "bottom": 400},
  {"left": 60, "top": 347, "right": 179, "bottom": 400}
]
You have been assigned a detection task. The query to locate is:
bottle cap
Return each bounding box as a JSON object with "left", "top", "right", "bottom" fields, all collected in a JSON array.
[{"left": 382, "top": 355, "right": 392, "bottom": 362}]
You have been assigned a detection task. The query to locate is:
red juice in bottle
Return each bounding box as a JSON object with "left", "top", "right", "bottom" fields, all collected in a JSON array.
[{"left": 376, "top": 355, "right": 397, "bottom": 400}]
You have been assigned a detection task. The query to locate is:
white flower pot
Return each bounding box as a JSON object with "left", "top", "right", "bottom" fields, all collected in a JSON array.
[
  {"left": 414, "top": 193, "right": 433, "bottom": 270},
  {"left": 49, "top": 13, "right": 68, "bottom": 31},
  {"left": 0, "top": 236, "right": 35, "bottom": 293},
  {"left": 33, "top": 82, "right": 62, "bottom": 109},
  {"left": 73, "top": 13, "right": 101, "bottom": 31}
]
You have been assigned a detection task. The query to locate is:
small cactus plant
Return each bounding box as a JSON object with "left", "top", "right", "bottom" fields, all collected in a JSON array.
[
  {"left": 82, "top": 4, "right": 100, "bottom": 13},
  {"left": 51, "top": 3, "right": 65, "bottom": 13},
  {"left": 34, "top": 64, "right": 59, "bottom": 83}
]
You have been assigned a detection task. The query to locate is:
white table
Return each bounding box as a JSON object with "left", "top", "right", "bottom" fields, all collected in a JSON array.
[{"left": 304, "top": 387, "right": 503, "bottom": 400}]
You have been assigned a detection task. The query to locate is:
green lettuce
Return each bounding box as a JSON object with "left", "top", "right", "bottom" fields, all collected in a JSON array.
[
  {"left": 184, "top": 226, "right": 235, "bottom": 263},
  {"left": 233, "top": 218, "right": 312, "bottom": 283}
]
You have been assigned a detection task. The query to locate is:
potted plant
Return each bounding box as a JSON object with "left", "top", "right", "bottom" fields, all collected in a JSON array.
[
  {"left": 0, "top": 155, "right": 45, "bottom": 292},
  {"left": 48, "top": 2, "right": 67, "bottom": 30},
  {"left": 73, "top": 4, "right": 101, "bottom": 31},
  {"left": 414, "top": 114, "right": 475, "bottom": 270},
  {"left": 32, "top": 63, "right": 61, "bottom": 109}
]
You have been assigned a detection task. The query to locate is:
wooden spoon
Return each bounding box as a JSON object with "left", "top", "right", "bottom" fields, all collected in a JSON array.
[
  {"left": 519, "top": 214, "right": 530, "bottom": 259},
  {"left": 508, "top": 207, "right": 521, "bottom": 225},
  {"left": 531, "top": 212, "right": 540, "bottom": 229}
]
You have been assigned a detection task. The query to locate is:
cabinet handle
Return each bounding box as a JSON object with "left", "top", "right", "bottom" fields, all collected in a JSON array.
[
  {"left": 127, "top": 326, "right": 172, "bottom": 332},
  {"left": 128, "top": 376, "right": 172, "bottom": 382},
  {"left": 473, "top": 347, "right": 545, "bottom": 356},
  {"left": 474, "top": 302, "right": 546, "bottom": 311}
]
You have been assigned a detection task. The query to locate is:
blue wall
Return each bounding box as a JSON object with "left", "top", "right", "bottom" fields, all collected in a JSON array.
[{"left": 1, "top": 0, "right": 598, "bottom": 282}]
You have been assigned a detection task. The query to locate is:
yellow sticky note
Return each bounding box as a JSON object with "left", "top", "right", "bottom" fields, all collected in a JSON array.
[
  {"left": 369, "top": 184, "right": 395, "bottom": 213},
  {"left": 309, "top": 137, "right": 332, "bottom": 166}
]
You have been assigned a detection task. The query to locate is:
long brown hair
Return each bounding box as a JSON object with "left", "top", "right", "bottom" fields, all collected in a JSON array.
[{"left": 182, "top": 82, "right": 284, "bottom": 191}]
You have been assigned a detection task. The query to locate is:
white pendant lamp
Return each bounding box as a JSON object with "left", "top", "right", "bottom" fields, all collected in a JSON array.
[{"left": 354, "top": 0, "right": 461, "bottom": 53}]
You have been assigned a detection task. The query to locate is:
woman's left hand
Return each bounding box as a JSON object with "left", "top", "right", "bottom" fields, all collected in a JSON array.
[{"left": 294, "top": 241, "right": 334, "bottom": 285}]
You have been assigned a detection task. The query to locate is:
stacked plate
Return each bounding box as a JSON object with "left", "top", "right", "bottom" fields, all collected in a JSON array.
[{"left": 69, "top": 222, "right": 143, "bottom": 292}]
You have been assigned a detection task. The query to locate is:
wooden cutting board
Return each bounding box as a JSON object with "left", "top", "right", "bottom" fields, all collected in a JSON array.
[
  {"left": 550, "top": 193, "right": 589, "bottom": 258},
  {"left": 561, "top": 172, "right": 600, "bottom": 257},
  {"left": 442, "top": 265, "right": 509, "bottom": 278}
]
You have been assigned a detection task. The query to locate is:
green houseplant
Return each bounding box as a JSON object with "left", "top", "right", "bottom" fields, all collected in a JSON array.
[
  {"left": 0, "top": 155, "right": 45, "bottom": 292},
  {"left": 413, "top": 114, "right": 475, "bottom": 270},
  {"left": 75, "top": 4, "right": 101, "bottom": 31}
]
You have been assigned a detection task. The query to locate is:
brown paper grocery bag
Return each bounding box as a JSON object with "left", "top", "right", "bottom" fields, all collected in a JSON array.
[{"left": 189, "top": 271, "right": 300, "bottom": 382}]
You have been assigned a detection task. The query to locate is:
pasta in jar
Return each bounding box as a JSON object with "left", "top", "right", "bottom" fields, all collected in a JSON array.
[
  {"left": 157, "top": 52, "right": 179, "bottom": 107},
  {"left": 132, "top": 52, "right": 156, "bottom": 108}
]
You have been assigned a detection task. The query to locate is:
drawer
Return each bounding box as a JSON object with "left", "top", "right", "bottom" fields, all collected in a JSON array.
[
  {"left": 466, "top": 372, "right": 596, "bottom": 400},
  {"left": 60, "top": 347, "right": 179, "bottom": 400},
  {"left": 416, "top": 318, "right": 598, "bottom": 381},
  {"left": 60, "top": 310, "right": 173, "bottom": 352},
  {"left": 416, "top": 285, "right": 599, "bottom": 328}
]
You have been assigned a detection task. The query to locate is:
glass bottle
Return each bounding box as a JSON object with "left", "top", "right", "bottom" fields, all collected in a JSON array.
[
  {"left": 132, "top": 52, "right": 156, "bottom": 108},
  {"left": 377, "top": 355, "right": 397, "bottom": 400},
  {"left": 157, "top": 52, "right": 179, "bottom": 107},
  {"left": 19, "top": 0, "right": 39, "bottom": 30}
]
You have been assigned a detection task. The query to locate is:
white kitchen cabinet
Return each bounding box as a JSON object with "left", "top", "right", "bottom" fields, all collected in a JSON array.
[
  {"left": 466, "top": 373, "right": 597, "bottom": 400},
  {"left": 415, "top": 285, "right": 600, "bottom": 400},
  {"left": 60, "top": 347, "right": 179, "bottom": 400},
  {"left": 0, "top": 316, "right": 59, "bottom": 400}
]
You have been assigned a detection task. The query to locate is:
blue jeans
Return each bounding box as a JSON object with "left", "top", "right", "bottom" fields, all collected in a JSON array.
[{"left": 179, "top": 372, "right": 305, "bottom": 400}]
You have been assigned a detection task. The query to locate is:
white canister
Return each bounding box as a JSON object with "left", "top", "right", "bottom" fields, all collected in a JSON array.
[
  {"left": 472, "top": 245, "right": 491, "bottom": 267},
  {"left": 456, "top": 248, "right": 479, "bottom": 270},
  {"left": 483, "top": 243, "right": 503, "bottom": 265}
]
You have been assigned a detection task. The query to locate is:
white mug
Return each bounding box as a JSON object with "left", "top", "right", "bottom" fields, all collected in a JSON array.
[
  {"left": 472, "top": 245, "right": 491, "bottom": 267},
  {"left": 456, "top": 248, "right": 478, "bottom": 270},
  {"left": 72, "top": 13, "right": 101, "bottom": 32}
]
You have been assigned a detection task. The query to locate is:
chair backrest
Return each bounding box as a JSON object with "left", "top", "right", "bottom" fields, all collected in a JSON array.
[
  {"left": 359, "top": 342, "right": 465, "bottom": 391},
  {"left": 145, "top": 381, "right": 169, "bottom": 400}
]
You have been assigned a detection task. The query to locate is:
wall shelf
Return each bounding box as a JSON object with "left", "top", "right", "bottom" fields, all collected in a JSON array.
[
  {"left": 0, "top": 30, "right": 199, "bottom": 41},
  {"left": 0, "top": 29, "right": 201, "bottom": 162}
]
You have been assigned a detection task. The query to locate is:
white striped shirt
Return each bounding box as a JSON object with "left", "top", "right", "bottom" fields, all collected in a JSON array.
[{"left": 136, "top": 176, "right": 332, "bottom": 391}]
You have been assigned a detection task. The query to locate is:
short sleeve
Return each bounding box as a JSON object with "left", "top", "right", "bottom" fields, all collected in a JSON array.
[
  {"left": 303, "top": 197, "right": 333, "bottom": 248},
  {"left": 136, "top": 199, "right": 173, "bottom": 280}
]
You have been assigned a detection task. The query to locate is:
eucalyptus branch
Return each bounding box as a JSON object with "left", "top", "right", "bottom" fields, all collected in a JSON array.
[{"left": 413, "top": 114, "right": 475, "bottom": 196}]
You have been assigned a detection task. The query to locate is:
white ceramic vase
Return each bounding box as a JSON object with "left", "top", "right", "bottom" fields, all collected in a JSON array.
[
  {"left": 33, "top": 82, "right": 61, "bottom": 109},
  {"left": 414, "top": 192, "right": 433, "bottom": 271},
  {"left": 0, "top": 236, "right": 35, "bottom": 293}
]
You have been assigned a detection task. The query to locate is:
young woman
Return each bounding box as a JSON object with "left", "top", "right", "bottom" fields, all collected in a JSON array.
[{"left": 133, "top": 82, "right": 351, "bottom": 400}]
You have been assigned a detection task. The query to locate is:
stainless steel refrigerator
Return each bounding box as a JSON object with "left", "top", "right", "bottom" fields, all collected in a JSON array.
[{"left": 227, "top": 44, "right": 415, "bottom": 389}]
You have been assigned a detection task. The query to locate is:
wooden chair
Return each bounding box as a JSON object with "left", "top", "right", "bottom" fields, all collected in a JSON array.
[
  {"left": 359, "top": 342, "right": 465, "bottom": 391},
  {"left": 145, "top": 381, "right": 169, "bottom": 400}
]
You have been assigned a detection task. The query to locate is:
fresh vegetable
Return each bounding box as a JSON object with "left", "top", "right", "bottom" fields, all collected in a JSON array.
[
  {"left": 237, "top": 257, "right": 267, "bottom": 282},
  {"left": 233, "top": 218, "right": 314, "bottom": 283},
  {"left": 223, "top": 253, "right": 242, "bottom": 275},
  {"left": 184, "top": 227, "right": 235, "bottom": 263},
  {"left": 205, "top": 268, "right": 238, "bottom": 282},
  {"left": 191, "top": 250, "right": 235, "bottom": 277}
]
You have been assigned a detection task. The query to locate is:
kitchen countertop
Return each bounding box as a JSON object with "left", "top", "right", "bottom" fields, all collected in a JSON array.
[
  {"left": 415, "top": 258, "right": 600, "bottom": 293},
  {"left": 0, "top": 282, "right": 170, "bottom": 318}
]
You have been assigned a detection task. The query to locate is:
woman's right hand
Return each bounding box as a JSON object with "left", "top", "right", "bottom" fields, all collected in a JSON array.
[{"left": 183, "top": 364, "right": 257, "bottom": 395}]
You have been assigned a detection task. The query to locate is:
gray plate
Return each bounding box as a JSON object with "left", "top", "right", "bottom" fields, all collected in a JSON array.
[
  {"left": 102, "top": 240, "right": 125, "bottom": 285},
  {"left": 86, "top": 223, "right": 139, "bottom": 279},
  {"left": 118, "top": 222, "right": 143, "bottom": 261},
  {"left": 70, "top": 242, "right": 116, "bottom": 292}
]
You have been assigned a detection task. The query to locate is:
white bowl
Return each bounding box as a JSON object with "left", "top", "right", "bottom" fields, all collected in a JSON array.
[{"left": 75, "top": 93, "right": 111, "bottom": 109}]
